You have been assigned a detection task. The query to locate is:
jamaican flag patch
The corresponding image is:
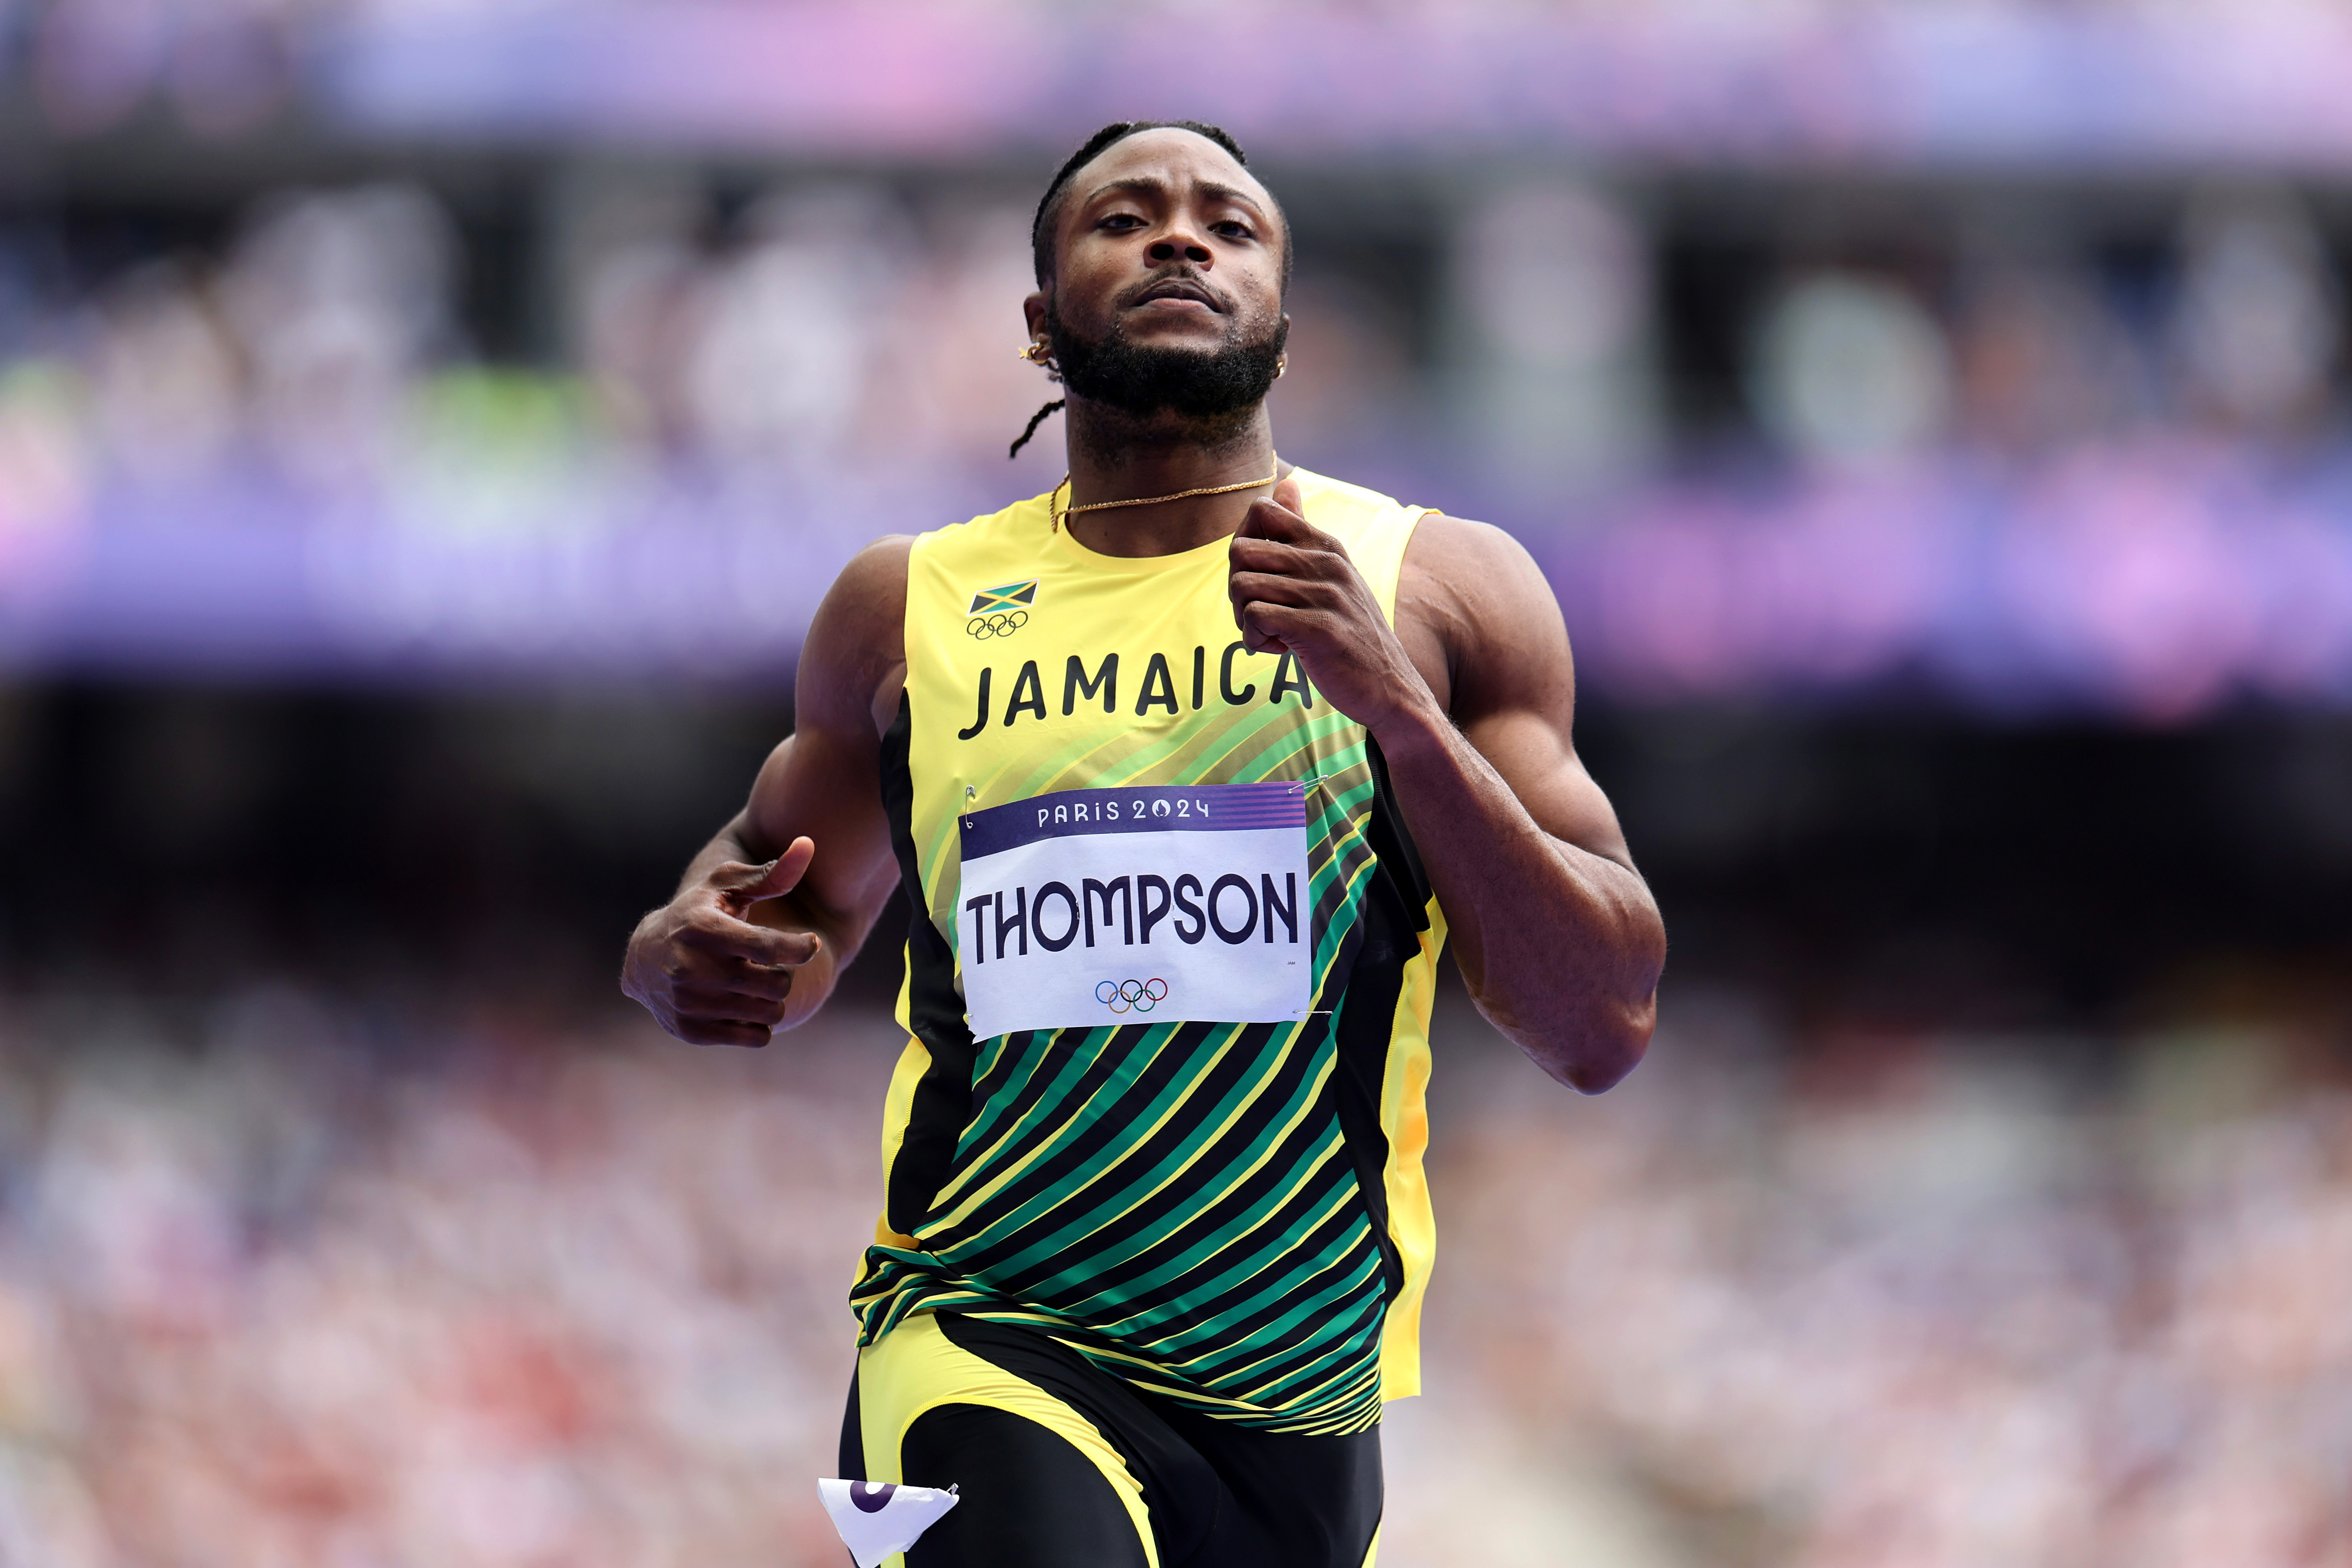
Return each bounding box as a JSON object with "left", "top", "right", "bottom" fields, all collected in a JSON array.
[{"left": 967, "top": 580, "right": 1038, "bottom": 616}]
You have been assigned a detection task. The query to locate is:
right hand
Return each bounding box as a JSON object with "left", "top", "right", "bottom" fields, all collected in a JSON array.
[{"left": 621, "top": 837, "right": 820, "bottom": 1047}]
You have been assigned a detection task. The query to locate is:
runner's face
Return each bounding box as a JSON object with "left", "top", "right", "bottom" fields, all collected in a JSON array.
[{"left": 1028, "top": 130, "right": 1286, "bottom": 377}]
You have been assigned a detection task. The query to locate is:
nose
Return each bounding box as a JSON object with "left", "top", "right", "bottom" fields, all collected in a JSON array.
[{"left": 1147, "top": 238, "right": 1213, "bottom": 266}]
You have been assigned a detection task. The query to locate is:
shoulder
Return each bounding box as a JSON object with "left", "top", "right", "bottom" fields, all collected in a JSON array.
[
  {"left": 804, "top": 486, "right": 1058, "bottom": 731},
  {"left": 801, "top": 535, "right": 913, "bottom": 735},
  {"left": 841, "top": 532, "right": 914, "bottom": 589},
  {"left": 813, "top": 533, "right": 913, "bottom": 644},
  {"left": 1401, "top": 512, "right": 1549, "bottom": 607},
  {"left": 1397, "top": 513, "right": 1574, "bottom": 717}
]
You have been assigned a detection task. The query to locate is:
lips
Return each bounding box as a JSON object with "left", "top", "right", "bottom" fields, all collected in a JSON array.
[{"left": 1131, "top": 276, "right": 1222, "bottom": 311}]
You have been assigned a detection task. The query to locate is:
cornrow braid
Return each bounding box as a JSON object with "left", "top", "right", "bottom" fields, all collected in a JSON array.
[
  {"left": 1012, "top": 120, "right": 1289, "bottom": 459},
  {"left": 1008, "top": 398, "right": 1063, "bottom": 459}
]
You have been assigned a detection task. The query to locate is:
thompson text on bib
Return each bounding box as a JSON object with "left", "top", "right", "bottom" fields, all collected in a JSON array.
[{"left": 956, "top": 783, "right": 1314, "bottom": 1039}]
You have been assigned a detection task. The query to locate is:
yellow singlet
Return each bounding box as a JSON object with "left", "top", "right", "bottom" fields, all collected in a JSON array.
[{"left": 852, "top": 468, "right": 1446, "bottom": 1436}]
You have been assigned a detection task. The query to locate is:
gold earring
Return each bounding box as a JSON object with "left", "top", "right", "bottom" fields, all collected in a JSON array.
[
  {"left": 1021, "top": 342, "right": 1050, "bottom": 364},
  {"left": 1276, "top": 355, "right": 1288, "bottom": 378}
]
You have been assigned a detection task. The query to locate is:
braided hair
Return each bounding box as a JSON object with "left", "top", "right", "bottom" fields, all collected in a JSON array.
[{"left": 1009, "top": 120, "right": 1288, "bottom": 458}]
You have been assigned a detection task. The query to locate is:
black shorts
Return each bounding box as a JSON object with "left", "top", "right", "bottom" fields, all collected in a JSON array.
[{"left": 840, "top": 1312, "right": 1382, "bottom": 1568}]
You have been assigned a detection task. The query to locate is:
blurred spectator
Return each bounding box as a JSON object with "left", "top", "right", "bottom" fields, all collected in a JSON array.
[
  {"left": 87, "top": 261, "right": 241, "bottom": 486},
  {"left": 1266, "top": 272, "right": 1418, "bottom": 463},
  {"left": 2169, "top": 187, "right": 2343, "bottom": 437},
  {"left": 1749, "top": 271, "right": 1954, "bottom": 467},
  {"left": 567, "top": 174, "right": 708, "bottom": 455},
  {"left": 1950, "top": 257, "right": 2149, "bottom": 455},
  {"left": 1450, "top": 182, "right": 1659, "bottom": 492},
  {"left": 868, "top": 197, "right": 1065, "bottom": 489},
  {"left": 0, "top": 363, "right": 90, "bottom": 584},
  {"left": 220, "top": 184, "right": 459, "bottom": 490},
  {"left": 678, "top": 185, "right": 907, "bottom": 470}
]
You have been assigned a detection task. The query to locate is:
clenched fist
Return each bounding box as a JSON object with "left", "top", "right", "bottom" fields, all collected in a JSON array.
[
  {"left": 621, "top": 836, "right": 820, "bottom": 1048},
  {"left": 1227, "top": 477, "right": 1439, "bottom": 735}
]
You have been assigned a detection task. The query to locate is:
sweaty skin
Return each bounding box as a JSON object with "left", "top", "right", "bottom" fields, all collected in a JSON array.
[{"left": 621, "top": 128, "right": 1665, "bottom": 1092}]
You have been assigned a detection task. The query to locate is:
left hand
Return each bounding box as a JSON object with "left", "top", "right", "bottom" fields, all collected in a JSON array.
[{"left": 1228, "top": 478, "right": 1438, "bottom": 733}]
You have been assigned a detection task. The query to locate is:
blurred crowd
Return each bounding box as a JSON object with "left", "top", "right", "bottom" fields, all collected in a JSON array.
[
  {"left": 0, "top": 980, "right": 2342, "bottom": 1566},
  {"left": 6, "top": 166, "right": 2352, "bottom": 707},
  {"left": 3, "top": 170, "right": 2345, "bottom": 504},
  {"left": 0, "top": 985, "right": 882, "bottom": 1567},
  {"left": 1437, "top": 994, "right": 2352, "bottom": 1567},
  {"left": 0, "top": 178, "right": 1073, "bottom": 514},
  {"left": 1744, "top": 188, "right": 2342, "bottom": 467}
]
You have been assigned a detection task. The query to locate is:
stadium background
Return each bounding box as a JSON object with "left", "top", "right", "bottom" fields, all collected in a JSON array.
[{"left": 3, "top": 2, "right": 2352, "bottom": 1562}]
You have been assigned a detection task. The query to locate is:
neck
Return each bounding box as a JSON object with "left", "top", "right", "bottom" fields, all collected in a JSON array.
[{"left": 1060, "top": 397, "right": 1282, "bottom": 558}]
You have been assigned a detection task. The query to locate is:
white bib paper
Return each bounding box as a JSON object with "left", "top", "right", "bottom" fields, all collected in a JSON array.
[
  {"left": 956, "top": 782, "right": 1314, "bottom": 1041},
  {"left": 817, "top": 1478, "right": 959, "bottom": 1567}
]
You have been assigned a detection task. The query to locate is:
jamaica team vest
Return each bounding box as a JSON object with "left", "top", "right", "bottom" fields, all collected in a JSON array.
[{"left": 852, "top": 469, "right": 1448, "bottom": 1434}]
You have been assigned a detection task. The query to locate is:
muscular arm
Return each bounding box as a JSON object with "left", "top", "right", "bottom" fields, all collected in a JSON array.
[
  {"left": 1380, "top": 516, "right": 1662, "bottom": 1089},
  {"left": 1231, "top": 493, "right": 1664, "bottom": 1091},
  {"left": 620, "top": 538, "right": 910, "bottom": 1045}
]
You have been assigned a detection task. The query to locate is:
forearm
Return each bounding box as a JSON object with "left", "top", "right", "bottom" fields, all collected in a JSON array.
[
  {"left": 629, "top": 537, "right": 906, "bottom": 1047},
  {"left": 674, "top": 811, "right": 775, "bottom": 895},
  {"left": 1371, "top": 707, "right": 1664, "bottom": 1091}
]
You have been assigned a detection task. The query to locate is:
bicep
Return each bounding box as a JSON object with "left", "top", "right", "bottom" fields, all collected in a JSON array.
[
  {"left": 1413, "top": 517, "right": 1635, "bottom": 869},
  {"left": 741, "top": 727, "right": 900, "bottom": 932},
  {"left": 741, "top": 537, "right": 910, "bottom": 934}
]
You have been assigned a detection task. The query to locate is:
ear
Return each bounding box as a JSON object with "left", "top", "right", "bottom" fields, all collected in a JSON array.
[{"left": 1022, "top": 291, "right": 1050, "bottom": 344}]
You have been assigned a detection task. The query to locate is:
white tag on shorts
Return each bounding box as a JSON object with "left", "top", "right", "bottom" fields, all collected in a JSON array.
[
  {"left": 956, "top": 782, "right": 1314, "bottom": 1041},
  {"left": 818, "top": 1478, "right": 960, "bottom": 1567}
]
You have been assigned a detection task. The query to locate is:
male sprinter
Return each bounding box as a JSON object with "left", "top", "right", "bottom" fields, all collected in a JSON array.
[{"left": 622, "top": 122, "right": 1665, "bottom": 1568}]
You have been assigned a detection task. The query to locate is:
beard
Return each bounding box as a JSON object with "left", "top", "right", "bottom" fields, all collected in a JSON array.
[{"left": 1044, "top": 300, "right": 1287, "bottom": 424}]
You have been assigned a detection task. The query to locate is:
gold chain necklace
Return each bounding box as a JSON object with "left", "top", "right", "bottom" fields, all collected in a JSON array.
[{"left": 1048, "top": 460, "right": 1279, "bottom": 533}]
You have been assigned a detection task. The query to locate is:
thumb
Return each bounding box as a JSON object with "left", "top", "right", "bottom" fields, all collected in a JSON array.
[
  {"left": 1240, "top": 476, "right": 1309, "bottom": 542},
  {"left": 727, "top": 836, "right": 816, "bottom": 905}
]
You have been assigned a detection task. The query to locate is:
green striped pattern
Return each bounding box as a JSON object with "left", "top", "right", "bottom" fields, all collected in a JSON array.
[{"left": 851, "top": 720, "right": 1394, "bottom": 1434}]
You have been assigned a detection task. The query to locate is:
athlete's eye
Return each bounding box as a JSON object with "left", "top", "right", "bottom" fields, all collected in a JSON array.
[
  {"left": 1212, "top": 221, "right": 1255, "bottom": 241},
  {"left": 1099, "top": 213, "right": 1146, "bottom": 232}
]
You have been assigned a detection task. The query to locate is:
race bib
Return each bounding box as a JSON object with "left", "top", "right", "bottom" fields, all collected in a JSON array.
[{"left": 956, "top": 782, "right": 1314, "bottom": 1040}]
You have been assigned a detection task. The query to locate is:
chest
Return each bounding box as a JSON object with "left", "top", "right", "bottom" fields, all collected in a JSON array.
[{"left": 903, "top": 550, "right": 1357, "bottom": 811}]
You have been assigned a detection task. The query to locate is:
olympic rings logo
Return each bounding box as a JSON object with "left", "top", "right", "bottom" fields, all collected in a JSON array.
[
  {"left": 966, "top": 610, "right": 1028, "bottom": 639},
  {"left": 1096, "top": 978, "right": 1170, "bottom": 1014}
]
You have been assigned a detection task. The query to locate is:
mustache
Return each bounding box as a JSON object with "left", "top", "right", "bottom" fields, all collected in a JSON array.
[{"left": 1118, "top": 267, "right": 1237, "bottom": 315}]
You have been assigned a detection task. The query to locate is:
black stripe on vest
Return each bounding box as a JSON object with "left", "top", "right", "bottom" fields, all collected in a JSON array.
[{"left": 880, "top": 692, "right": 981, "bottom": 1239}]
